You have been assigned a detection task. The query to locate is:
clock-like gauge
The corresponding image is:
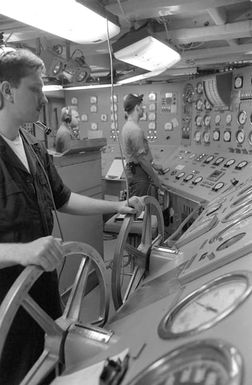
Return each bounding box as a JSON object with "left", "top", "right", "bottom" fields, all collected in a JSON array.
[
  {"left": 203, "top": 115, "right": 211, "bottom": 126},
  {"left": 194, "top": 131, "right": 201, "bottom": 143},
  {"left": 183, "top": 83, "right": 194, "bottom": 103},
  {"left": 203, "top": 131, "right": 210, "bottom": 143},
  {"left": 176, "top": 172, "right": 185, "bottom": 180},
  {"left": 214, "top": 157, "right": 224, "bottom": 165},
  {"left": 225, "top": 113, "right": 232, "bottom": 125},
  {"left": 128, "top": 339, "right": 243, "bottom": 385},
  {"left": 158, "top": 271, "right": 252, "bottom": 339},
  {"left": 196, "top": 81, "right": 203, "bottom": 94},
  {"left": 212, "top": 181, "right": 224, "bottom": 191},
  {"left": 224, "top": 159, "right": 235, "bottom": 167},
  {"left": 236, "top": 129, "right": 245, "bottom": 144},
  {"left": 234, "top": 75, "right": 243, "bottom": 89},
  {"left": 184, "top": 174, "right": 194, "bottom": 182},
  {"left": 164, "top": 122, "right": 173, "bottom": 131},
  {"left": 248, "top": 130, "right": 252, "bottom": 145},
  {"left": 223, "top": 130, "right": 231, "bottom": 142},
  {"left": 215, "top": 114, "right": 221, "bottom": 125},
  {"left": 235, "top": 160, "right": 248, "bottom": 170},
  {"left": 204, "top": 155, "right": 214, "bottom": 164},
  {"left": 213, "top": 130, "right": 220, "bottom": 141},
  {"left": 192, "top": 176, "right": 203, "bottom": 185},
  {"left": 195, "top": 115, "right": 202, "bottom": 127},
  {"left": 238, "top": 110, "right": 247, "bottom": 125},
  {"left": 196, "top": 98, "right": 203, "bottom": 111},
  {"left": 204, "top": 99, "right": 212, "bottom": 110}
]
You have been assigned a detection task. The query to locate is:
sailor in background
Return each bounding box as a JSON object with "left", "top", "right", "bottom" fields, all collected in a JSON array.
[
  {"left": 55, "top": 106, "right": 80, "bottom": 153},
  {"left": 121, "top": 93, "right": 162, "bottom": 198}
]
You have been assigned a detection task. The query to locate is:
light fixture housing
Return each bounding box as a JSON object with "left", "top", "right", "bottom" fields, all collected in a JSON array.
[
  {"left": 0, "top": 0, "right": 120, "bottom": 44},
  {"left": 113, "top": 26, "right": 181, "bottom": 72}
]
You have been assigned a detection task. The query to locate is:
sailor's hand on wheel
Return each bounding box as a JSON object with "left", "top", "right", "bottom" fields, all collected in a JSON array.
[
  {"left": 18, "top": 236, "right": 63, "bottom": 271},
  {"left": 117, "top": 196, "right": 145, "bottom": 216}
]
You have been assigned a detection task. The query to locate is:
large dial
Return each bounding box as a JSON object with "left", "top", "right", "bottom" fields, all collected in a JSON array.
[
  {"left": 238, "top": 110, "right": 247, "bottom": 125},
  {"left": 128, "top": 340, "right": 242, "bottom": 385},
  {"left": 158, "top": 271, "right": 252, "bottom": 339}
]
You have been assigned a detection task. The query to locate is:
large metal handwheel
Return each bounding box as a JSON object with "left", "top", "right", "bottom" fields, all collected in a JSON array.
[
  {"left": 0, "top": 241, "right": 109, "bottom": 385},
  {"left": 111, "top": 196, "right": 164, "bottom": 310}
]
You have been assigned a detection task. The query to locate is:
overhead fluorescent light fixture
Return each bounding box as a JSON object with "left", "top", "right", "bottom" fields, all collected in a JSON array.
[
  {"left": 0, "top": 0, "right": 120, "bottom": 44},
  {"left": 117, "top": 68, "right": 166, "bottom": 85},
  {"left": 113, "top": 26, "right": 181, "bottom": 71}
]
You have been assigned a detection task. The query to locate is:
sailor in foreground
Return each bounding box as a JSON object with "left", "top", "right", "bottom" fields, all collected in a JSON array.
[{"left": 0, "top": 47, "right": 144, "bottom": 385}]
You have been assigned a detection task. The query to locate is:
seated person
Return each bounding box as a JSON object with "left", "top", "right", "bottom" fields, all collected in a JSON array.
[{"left": 55, "top": 106, "right": 80, "bottom": 153}]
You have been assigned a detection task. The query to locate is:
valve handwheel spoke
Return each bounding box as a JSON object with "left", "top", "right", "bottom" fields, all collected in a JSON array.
[
  {"left": 111, "top": 196, "right": 164, "bottom": 310},
  {"left": 0, "top": 241, "right": 109, "bottom": 385}
]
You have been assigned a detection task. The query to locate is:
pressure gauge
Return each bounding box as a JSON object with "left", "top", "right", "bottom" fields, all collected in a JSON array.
[
  {"left": 204, "top": 99, "right": 212, "bottom": 110},
  {"left": 212, "top": 182, "right": 224, "bottom": 191},
  {"left": 234, "top": 75, "right": 243, "bottom": 89},
  {"left": 203, "top": 131, "right": 210, "bottom": 143},
  {"left": 204, "top": 155, "right": 214, "bottom": 164},
  {"left": 196, "top": 81, "right": 203, "bottom": 94},
  {"left": 158, "top": 271, "right": 252, "bottom": 339},
  {"left": 214, "top": 156, "right": 224, "bottom": 165},
  {"left": 194, "top": 131, "right": 201, "bottom": 143},
  {"left": 235, "top": 160, "right": 248, "bottom": 170},
  {"left": 195, "top": 115, "right": 202, "bottom": 127},
  {"left": 224, "top": 159, "right": 235, "bottom": 167},
  {"left": 203, "top": 115, "right": 211, "bottom": 126},
  {"left": 215, "top": 114, "right": 221, "bottom": 125},
  {"left": 223, "top": 130, "right": 231, "bottom": 142},
  {"left": 128, "top": 339, "right": 243, "bottom": 385},
  {"left": 238, "top": 110, "right": 247, "bottom": 125},
  {"left": 225, "top": 113, "right": 232, "bottom": 125},
  {"left": 184, "top": 174, "right": 194, "bottom": 182},
  {"left": 196, "top": 98, "right": 203, "bottom": 111},
  {"left": 192, "top": 176, "right": 203, "bottom": 185},
  {"left": 213, "top": 130, "right": 220, "bottom": 141},
  {"left": 236, "top": 129, "right": 245, "bottom": 144}
]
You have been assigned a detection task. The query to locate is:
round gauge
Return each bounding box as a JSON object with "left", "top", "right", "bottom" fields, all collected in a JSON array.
[
  {"left": 214, "top": 157, "right": 224, "bottom": 165},
  {"left": 196, "top": 81, "right": 203, "bottom": 94},
  {"left": 148, "top": 112, "right": 156, "bottom": 121},
  {"left": 184, "top": 174, "right": 194, "bottom": 182},
  {"left": 164, "top": 122, "right": 173, "bottom": 131},
  {"left": 203, "top": 131, "right": 210, "bottom": 143},
  {"left": 225, "top": 113, "right": 232, "bottom": 124},
  {"left": 183, "top": 83, "right": 194, "bottom": 103},
  {"left": 223, "top": 130, "right": 231, "bottom": 142},
  {"left": 203, "top": 115, "right": 211, "bottom": 126},
  {"left": 213, "top": 182, "right": 224, "bottom": 191},
  {"left": 204, "top": 155, "right": 214, "bottom": 164},
  {"left": 194, "top": 131, "right": 201, "bottom": 143},
  {"left": 248, "top": 130, "right": 252, "bottom": 145},
  {"left": 128, "top": 339, "right": 243, "bottom": 385},
  {"left": 210, "top": 215, "right": 252, "bottom": 244},
  {"left": 224, "top": 159, "right": 235, "bottom": 167},
  {"left": 234, "top": 75, "right": 243, "bottom": 89},
  {"left": 204, "top": 99, "right": 212, "bottom": 110},
  {"left": 196, "top": 98, "right": 203, "bottom": 111},
  {"left": 195, "top": 115, "right": 202, "bottom": 126},
  {"left": 158, "top": 271, "right": 252, "bottom": 339},
  {"left": 192, "top": 176, "right": 203, "bottom": 184},
  {"left": 238, "top": 110, "right": 247, "bottom": 125},
  {"left": 176, "top": 172, "right": 185, "bottom": 180},
  {"left": 236, "top": 129, "right": 245, "bottom": 144},
  {"left": 215, "top": 114, "right": 221, "bottom": 125},
  {"left": 213, "top": 130, "right": 220, "bottom": 141},
  {"left": 236, "top": 160, "right": 248, "bottom": 170}
]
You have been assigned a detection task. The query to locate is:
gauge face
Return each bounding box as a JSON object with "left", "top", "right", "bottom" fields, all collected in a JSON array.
[
  {"left": 213, "top": 130, "right": 220, "bottom": 141},
  {"left": 236, "top": 129, "right": 245, "bottom": 144},
  {"left": 213, "top": 182, "right": 224, "bottom": 191},
  {"left": 204, "top": 155, "right": 214, "bottom": 163},
  {"left": 204, "top": 115, "right": 211, "bottom": 126},
  {"left": 196, "top": 98, "right": 203, "bottom": 111},
  {"left": 203, "top": 131, "right": 210, "bottom": 143},
  {"left": 238, "top": 110, "right": 247, "bottom": 125},
  {"left": 214, "top": 157, "right": 224, "bottom": 165},
  {"left": 234, "top": 75, "right": 243, "bottom": 89},
  {"left": 192, "top": 176, "right": 203, "bottom": 184},
  {"left": 184, "top": 174, "right": 194, "bottom": 182},
  {"left": 224, "top": 159, "right": 235, "bottom": 167},
  {"left": 176, "top": 172, "right": 185, "bottom": 179},
  {"left": 158, "top": 271, "right": 252, "bottom": 339},
  {"left": 128, "top": 340, "right": 243, "bottom": 385},
  {"left": 223, "top": 131, "right": 231, "bottom": 142},
  {"left": 194, "top": 131, "right": 201, "bottom": 143},
  {"left": 225, "top": 113, "right": 232, "bottom": 124},
  {"left": 236, "top": 160, "right": 248, "bottom": 170},
  {"left": 205, "top": 99, "right": 212, "bottom": 110},
  {"left": 215, "top": 114, "right": 221, "bottom": 125},
  {"left": 196, "top": 81, "right": 203, "bottom": 94},
  {"left": 195, "top": 115, "right": 202, "bottom": 126}
]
